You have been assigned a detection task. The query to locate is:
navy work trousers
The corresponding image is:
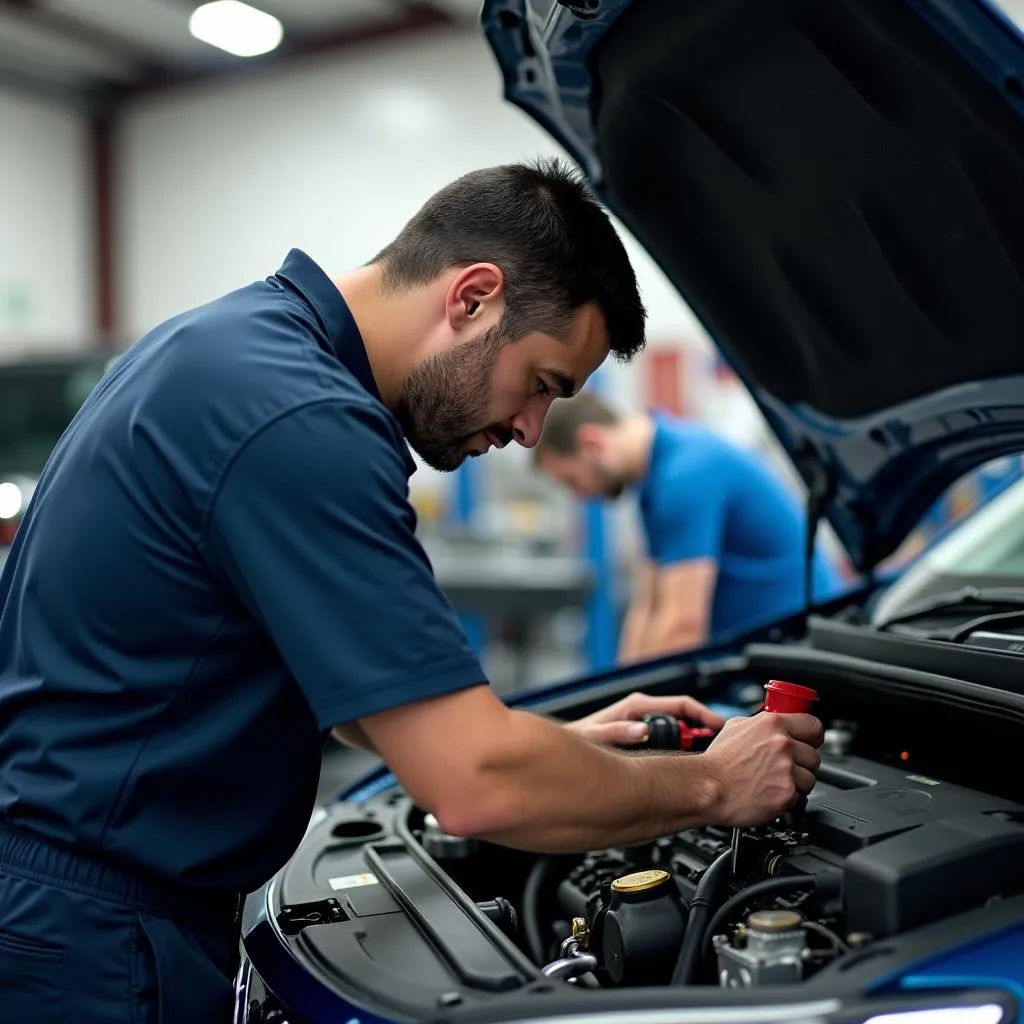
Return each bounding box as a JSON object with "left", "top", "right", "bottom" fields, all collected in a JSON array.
[{"left": 0, "top": 823, "right": 240, "bottom": 1022}]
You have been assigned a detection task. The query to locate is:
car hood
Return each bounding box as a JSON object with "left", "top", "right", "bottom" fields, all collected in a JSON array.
[{"left": 482, "top": 0, "right": 1024, "bottom": 574}]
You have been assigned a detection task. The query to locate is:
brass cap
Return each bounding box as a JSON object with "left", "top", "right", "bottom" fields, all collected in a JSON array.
[
  {"left": 571, "top": 917, "right": 590, "bottom": 946},
  {"left": 610, "top": 869, "right": 671, "bottom": 893},
  {"left": 747, "top": 909, "right": 803, "bottom": 933}
]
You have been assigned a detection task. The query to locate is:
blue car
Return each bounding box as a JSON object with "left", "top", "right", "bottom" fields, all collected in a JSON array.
[{"left": 234, "top": 1, "right": 1024, "bottom": 1021}]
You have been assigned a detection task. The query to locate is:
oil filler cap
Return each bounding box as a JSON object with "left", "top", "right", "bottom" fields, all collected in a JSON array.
[{"left": 610, "top": 869, "right": 671, "bottom": 894}]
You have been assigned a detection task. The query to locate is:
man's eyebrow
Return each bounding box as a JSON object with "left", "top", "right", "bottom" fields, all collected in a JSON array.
[{"left": 545, "top": 369, "right": 577, "bottom": 398}]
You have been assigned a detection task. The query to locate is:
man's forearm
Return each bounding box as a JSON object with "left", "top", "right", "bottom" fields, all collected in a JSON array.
[
  {"left": 437, "top": 709, "right": 721, "bottom": 852},
  {"left": 618, "top": 604, "right": 652, "bottom": 663},
  {"left": 634, "top": 613, "right": 705, "bottom": 659}
]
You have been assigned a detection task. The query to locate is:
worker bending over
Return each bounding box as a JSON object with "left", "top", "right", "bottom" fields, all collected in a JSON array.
[
  {"left": 535, "top": 392, "right": 845, "bottom": 662},
  {"left": 0, "top": 159, "right": 822, "bottom": 1022}
]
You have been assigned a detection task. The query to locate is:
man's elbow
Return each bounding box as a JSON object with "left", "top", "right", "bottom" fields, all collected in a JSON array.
[
  {"left": 420, "top": 750, "right": 530, "bottom": 840},
  {"left": 431, "top": 787, "right": 524, "bottom": 840}
]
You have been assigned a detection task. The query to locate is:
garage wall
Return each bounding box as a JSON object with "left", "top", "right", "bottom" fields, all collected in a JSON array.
[
  {"left": 115, "top": 26, "right": 709, "bottom": 380},
  {"left": 0, "top": 89, "right": 93, "bottom": 352}
]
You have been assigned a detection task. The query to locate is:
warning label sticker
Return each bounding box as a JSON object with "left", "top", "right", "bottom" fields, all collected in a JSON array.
[{"left": 328, "top": 872, "right": 379, "bottom": 891}]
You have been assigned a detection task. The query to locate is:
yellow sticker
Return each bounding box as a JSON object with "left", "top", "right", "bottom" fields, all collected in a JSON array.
[{"left": 906, "top": 774, "right": 941, "bottom": 786}]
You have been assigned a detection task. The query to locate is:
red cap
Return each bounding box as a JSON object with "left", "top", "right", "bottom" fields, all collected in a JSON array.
[{"left": 763, "top": 679, "right": 818, "bottom": 714}]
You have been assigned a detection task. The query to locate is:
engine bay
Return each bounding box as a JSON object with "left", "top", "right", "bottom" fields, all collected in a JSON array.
[
  {"left": 420, "top": 736, "right": 1024, "bottom": 991},
  {"left": 243, "top": 653, "right": 1024, "bottom": 1020}
]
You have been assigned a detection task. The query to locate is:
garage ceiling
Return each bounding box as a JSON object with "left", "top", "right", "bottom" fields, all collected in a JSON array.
[{"left": 0, "top": 0, "right": 482, "bottom": 107}]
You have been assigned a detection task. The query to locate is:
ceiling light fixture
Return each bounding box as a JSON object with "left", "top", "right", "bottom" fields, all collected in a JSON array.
[{"left": 189, "top": 1, "right": 284, "bottom": 58}]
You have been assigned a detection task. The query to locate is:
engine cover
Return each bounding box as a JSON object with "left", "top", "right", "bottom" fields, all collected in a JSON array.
[{"left": 559, "top": 753, "right": 1024, "bottom": 949}]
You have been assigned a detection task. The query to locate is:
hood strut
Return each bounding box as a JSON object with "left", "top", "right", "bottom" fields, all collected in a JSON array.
[{"left": 799, "top": 442, "right": 833, "bottom": 614}]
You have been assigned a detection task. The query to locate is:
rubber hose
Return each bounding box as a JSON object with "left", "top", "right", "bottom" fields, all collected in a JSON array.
[
  {"left": 671, "top": 850, "right": 732, "bottom": 986},
  {"left": 700, "top": 875, "right": 816, "bottom": 967},
  {"left": 523, "top": 856, "right": 553, "bottom": 966}
]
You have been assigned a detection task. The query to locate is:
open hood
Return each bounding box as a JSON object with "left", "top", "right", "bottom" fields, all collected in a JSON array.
[{"left": 483, "top": 0, "right": 1024, "bottom": 574}]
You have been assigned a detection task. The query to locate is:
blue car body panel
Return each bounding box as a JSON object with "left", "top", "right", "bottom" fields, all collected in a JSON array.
[{"left": 888, "top": 925, "right": 1024, "bottom": 1012}]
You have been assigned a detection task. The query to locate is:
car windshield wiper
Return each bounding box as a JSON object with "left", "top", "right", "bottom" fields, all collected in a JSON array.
[{"left": 875, "top": 585, "right": 1024, "bottom": 631}]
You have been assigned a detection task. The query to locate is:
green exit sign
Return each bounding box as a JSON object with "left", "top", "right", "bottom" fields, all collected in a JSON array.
[{"left": 0, "top": 283, "right": 31, "bottom": 326}]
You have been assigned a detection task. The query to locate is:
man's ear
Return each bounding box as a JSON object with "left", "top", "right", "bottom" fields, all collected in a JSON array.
[
  {"left": 446, "top": 263, "right": 504, "bottom": 331},
  {"left": 576, "top": 423, "right": 607, "bottom": 458}
]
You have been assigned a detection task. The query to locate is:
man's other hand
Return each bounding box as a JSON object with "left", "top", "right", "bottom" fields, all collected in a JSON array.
[{"left": 565, "top": 690, "right": 727, "bottom": 746}]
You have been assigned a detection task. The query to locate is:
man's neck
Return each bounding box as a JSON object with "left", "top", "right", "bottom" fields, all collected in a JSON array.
[
  {"left": 331, "top": 264, "right": 434, "bottom": 412},
  {"left": 618, "top": 413, "right": 657, "bottom": 484}
]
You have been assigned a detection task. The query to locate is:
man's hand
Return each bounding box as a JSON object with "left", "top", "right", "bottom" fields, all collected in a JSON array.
[
  {"left": 702, "top": 712, "right": 824, "bottom": 827},
  {"left": 565, "top": 690, "right": 727, "bottom": 746}
]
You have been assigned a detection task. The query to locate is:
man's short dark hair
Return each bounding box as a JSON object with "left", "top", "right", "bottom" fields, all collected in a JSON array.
[
  {"left": 533, "top": 390, "right": 622, "bottom": 463},
  {"left": 372, "top": 158, "right": 646, "bottom": 361}
]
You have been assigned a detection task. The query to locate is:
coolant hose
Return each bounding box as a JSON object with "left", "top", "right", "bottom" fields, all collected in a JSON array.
[
  {"left": 523, "top": 856, "right": 553, "bottom": 966},
  {"left": 671, "top": 849, "right": 732, "bottom": 985},
  {"left": 700, "top": 875, "right": 816, "bottom": 967}
]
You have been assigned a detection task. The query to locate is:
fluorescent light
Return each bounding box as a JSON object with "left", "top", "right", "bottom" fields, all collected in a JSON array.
[
  {"left": 189, "top": 1, "right": 283, "bottom": 58},
  {"left": 0, "top": 482, "right": 23, "bottom": 521}
]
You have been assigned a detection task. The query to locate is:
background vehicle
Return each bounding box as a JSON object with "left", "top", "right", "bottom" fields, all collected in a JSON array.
[{"left": 234, "top": 0, "right": 1024, "bottom": 1021}]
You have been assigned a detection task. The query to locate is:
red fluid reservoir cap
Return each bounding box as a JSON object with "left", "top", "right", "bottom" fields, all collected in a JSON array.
[{"left": 763, "top": 679, "right": 818, "bottom": 714}]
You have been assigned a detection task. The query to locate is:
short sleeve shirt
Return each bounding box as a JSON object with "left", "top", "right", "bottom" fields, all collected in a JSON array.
[
  {"left": 0, "top": 249, "right": 486, "bottom": 894},
  {"left": 638, "top": 414, "right": 844, "bottom": 636}
]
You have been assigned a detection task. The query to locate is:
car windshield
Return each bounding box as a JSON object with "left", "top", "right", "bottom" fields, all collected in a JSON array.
[
  {"left": 871, "top": 472, "right": 1024, "bottom": 623},
  {"left": 0, "top": 359, "right": 111, "bottom": 475}
]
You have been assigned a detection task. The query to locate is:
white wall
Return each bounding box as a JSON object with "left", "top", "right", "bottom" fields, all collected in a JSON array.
[
  {"left": 0, "top": 89, "right": 93, "bottom": 352},
  {"left": 116, "top": 26, "right": 708, "bottom": 363}
]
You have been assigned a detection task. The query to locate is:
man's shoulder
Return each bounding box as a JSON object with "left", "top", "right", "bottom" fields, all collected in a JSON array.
[
  {"left": 132, "top": 277, "right": 383, "bottom": 435},
  {"left": 652, "top": 417, "right": 735, "bottom": 479},
  {"left": 90, "top": 279, "right": 401, "bottom": 511}
]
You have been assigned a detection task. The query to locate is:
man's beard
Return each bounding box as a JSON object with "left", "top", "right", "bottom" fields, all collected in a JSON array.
[{"left": 396, "top": 325, "right": 514, "bottom": 472}]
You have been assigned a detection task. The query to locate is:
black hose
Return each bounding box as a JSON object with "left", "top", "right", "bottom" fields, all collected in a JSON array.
[
  {"left": 802, "top": 919, "right": 851, "bottom": 954},
  {"left": 671, "top": 850, "right": 732, "bottom": 985},
  {"left": 522, "top": 856, "right": 553, "bottom": 966},
  {"left": 700, "top": 875, "right": 816, "bottom": 967}
]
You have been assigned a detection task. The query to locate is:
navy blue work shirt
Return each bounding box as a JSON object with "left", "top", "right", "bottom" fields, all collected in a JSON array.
[{"left": 0, "top": 250, "right": 485, "bottom": 894}]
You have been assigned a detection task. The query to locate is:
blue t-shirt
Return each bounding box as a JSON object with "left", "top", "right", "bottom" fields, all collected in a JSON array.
[
  {"left": 0, "top": 249, "right": 485, "bottom": 895},
  {"left": 638, "top": 415, "right": 844, "bottom": 637}
]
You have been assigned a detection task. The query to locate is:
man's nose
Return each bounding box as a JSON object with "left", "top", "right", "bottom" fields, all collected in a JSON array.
[{"left": 511, "top": 403, "right": 547, "bottom": 448}]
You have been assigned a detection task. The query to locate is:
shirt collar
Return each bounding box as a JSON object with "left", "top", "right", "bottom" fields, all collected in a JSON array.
[{"left": 274, "top": 248, "right": 382, "bottom": 403}]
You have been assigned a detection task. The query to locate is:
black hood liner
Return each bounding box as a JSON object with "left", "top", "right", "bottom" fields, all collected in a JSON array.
[{"left": 591, "top": 0, "right": 1024, "bottom": 420}]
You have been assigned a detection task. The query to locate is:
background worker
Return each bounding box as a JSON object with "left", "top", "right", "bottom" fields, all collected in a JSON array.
[
  {"left": 535, "top": 392, "right": 845, "bottom": 662},
  {"left": 0, "top": 160, "right": 822, "bottom": 1022}
]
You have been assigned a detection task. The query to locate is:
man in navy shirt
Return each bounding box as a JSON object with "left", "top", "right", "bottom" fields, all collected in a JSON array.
[
  {"left": 0, "top": 160, "right": 822, "bottom": 1021},
  {"left": 535, "top": 392, "right": 846, "bottom": 661}
]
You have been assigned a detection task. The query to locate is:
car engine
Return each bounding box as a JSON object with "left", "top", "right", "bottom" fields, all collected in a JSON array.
[{"left": 420, "top": 717, "right": 1024, "bottom": 990}]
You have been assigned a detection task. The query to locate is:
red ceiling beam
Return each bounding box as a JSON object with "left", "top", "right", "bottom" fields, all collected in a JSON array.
[{"left": 90, "top": 113, "right": 117, "bottom": 342}]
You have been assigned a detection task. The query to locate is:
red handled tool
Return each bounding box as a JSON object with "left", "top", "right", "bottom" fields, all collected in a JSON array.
[
  {"left": 640, "top": 713, "right": 716, "bottom": 752},
  {"left": 730, "top": 679, "right": 819, "bottom": 873}
]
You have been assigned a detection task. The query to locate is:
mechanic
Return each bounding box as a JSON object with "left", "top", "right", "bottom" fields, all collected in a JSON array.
[
  {"left": 0, "top": 159, "right": 822, "bottom": 1022},
  {"left": 534, "top": 392, "right": 846, "bottom": 661}
]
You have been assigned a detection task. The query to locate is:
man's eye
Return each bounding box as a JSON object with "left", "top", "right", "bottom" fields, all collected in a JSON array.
[{"left": 536, "top": 378, "right": 551, "bottom": 396}]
